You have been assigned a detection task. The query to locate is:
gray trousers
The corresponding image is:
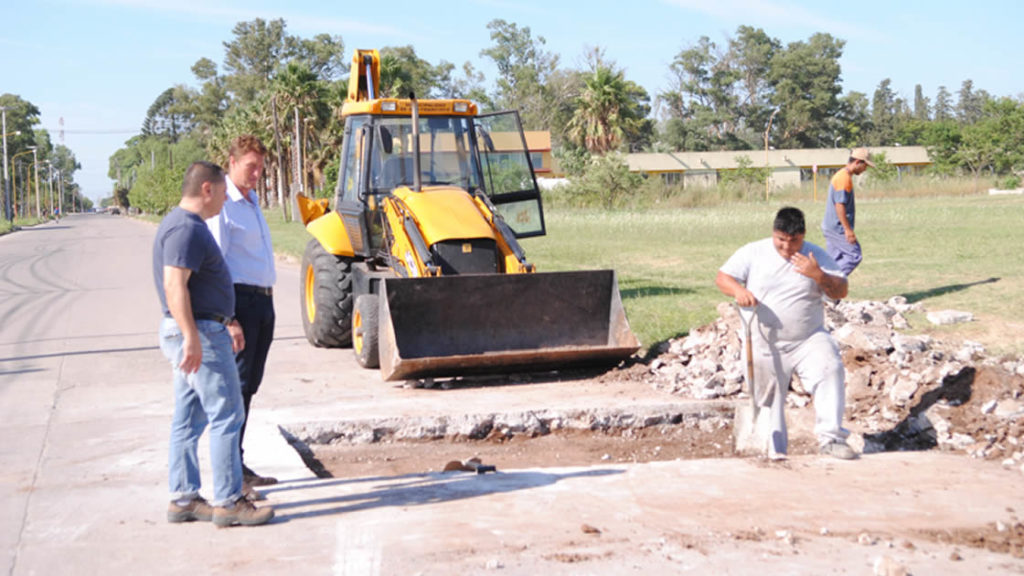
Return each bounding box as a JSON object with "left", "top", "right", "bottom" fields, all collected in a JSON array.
[
  {"left": 823, "top": 229, "right": 862, "bottom": 276},
  {"left": 746, "top": 329, "right": 848, "bottom": 456}
]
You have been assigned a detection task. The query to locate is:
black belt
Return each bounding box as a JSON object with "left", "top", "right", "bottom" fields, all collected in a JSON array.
[
  {"left": 194, "top": 313, "right": 232, "bottom": 326},
  {"left": 235, "top": 284, "right": 273, "bottom": 296}
]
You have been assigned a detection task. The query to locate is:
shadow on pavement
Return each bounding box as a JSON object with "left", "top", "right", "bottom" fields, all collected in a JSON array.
[
  {"left": 268, "top": 468, "right": 623, "bottom": 523},
  {"left": 0, "top": 344, "right": 159, "bottom": 363}
]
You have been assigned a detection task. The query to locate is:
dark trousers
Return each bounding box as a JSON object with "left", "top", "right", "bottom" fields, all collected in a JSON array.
[{"left": 234, "top": 288, "right": 275, "bottom": 463}]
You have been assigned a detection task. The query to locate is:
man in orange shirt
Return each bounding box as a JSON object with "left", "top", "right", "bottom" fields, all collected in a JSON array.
[{"left": 821, "top": 148, "right": 874, "bottom": 276}]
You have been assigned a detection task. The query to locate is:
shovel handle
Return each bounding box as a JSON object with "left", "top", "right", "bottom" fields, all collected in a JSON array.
[{"left": 734, "top": 304, "right": 758, "bottom": 416}]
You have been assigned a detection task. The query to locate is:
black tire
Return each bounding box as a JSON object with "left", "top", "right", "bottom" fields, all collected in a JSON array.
[
  {"left": 353, "top": 294, "right": 380, "bottom": 368},
  {"left": 300, "top": 238, "right": 354, "bottom": 348}
]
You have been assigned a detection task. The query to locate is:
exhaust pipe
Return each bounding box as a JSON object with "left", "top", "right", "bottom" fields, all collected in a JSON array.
[{"left": 410, "top": 91, "right": 422, "bottom": 192}]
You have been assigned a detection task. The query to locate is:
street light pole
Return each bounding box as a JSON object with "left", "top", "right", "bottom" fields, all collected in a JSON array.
[
  {"left": 31, "top": 147, "right": 40, "bottom": 218},
  {"left": 43, "top": 161, "right": 54, "bottom": 216},
  {"left": 12, "top": 148, "right": 36, "bottom": 219},
  {"left": 1, "top": 106, "right": 11, "bottom": 222},
  {"left": 764, "top": 108, "right": 780, "bottom": 201},
  {"left": 57, "top": 168, "right": 64, "bottom": 217}
]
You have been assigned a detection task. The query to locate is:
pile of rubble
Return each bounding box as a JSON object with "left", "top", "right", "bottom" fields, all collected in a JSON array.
[{"left": 647, "top": 297, "right": 1024, "bottom": 464}]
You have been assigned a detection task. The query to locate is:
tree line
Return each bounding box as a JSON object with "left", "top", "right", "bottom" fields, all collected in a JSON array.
[
  {"left": 112, "top": 19, "right": 1024, "bottom": 214},
  {"left": 0, "top": 93, "right": 88, "bottom": 219}
]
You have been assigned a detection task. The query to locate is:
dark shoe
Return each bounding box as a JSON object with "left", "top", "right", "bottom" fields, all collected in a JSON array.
[
  {"left": 242, "top": 464, "right": 278, "bottom": 486},
  {"left": 167, "top": 497, "right": 213, "bottom": 523},
  {"left": 820, "top": 440, "right": 858, "bottom": 460},
  {"left": 213, "top": 497, "right": 275, "bottom": 527}
]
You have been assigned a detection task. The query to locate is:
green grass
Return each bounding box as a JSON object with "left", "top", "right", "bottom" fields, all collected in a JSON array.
[
  {"left": 266, "top": 190, "right": 1024, "bottom": 357},
  {"left": 0, "top": 215, "right": 54, "bottom": 234},
  {"left": 264, "top": 208, "right": 312, "bottom": 263},
  {"left": 524, "top": 193, "right": 1024, "bottom": 356}
]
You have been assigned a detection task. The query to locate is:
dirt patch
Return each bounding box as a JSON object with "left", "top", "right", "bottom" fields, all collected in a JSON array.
[
  {"left": 294, "top": 403, "right": 751, "bottom": 479},
  {"left": 917, "top": 519, "right": 1024, "bottom": 559},
  {"left": 308, "top": 424, "right": 745, "bottom": 479}
]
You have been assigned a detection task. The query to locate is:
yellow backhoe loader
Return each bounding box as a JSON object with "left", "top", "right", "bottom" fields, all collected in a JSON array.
[{"left": 297, "top": 49, "right": 639, "bottom": 381}]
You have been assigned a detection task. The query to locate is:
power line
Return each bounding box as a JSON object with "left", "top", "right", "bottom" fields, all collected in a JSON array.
[{"left": 41, "top": 128, "right": 139, "bottom": 135}]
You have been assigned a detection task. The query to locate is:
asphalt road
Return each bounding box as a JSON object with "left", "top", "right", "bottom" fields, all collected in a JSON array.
[{"left": 1, "top": 214, "right": 1022, "bottom": 575}]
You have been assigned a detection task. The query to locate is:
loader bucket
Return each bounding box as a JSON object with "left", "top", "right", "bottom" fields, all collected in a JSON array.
[{"left": 377, "top": 270, "right": 640, "bottom": 381}]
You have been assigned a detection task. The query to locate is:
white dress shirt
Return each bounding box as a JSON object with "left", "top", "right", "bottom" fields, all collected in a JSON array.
[{"left": 205, "top": 175, "right": 276, "bottom": 288}]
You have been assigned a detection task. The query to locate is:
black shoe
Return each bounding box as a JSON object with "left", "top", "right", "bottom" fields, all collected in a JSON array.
[{"left": 242, "top": 464, "right": 278, "bottom": 486}]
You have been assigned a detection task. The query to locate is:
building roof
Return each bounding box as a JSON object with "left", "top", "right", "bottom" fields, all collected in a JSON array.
[{"left": 626, "top": 146, "right": 930, "bottom": 172}]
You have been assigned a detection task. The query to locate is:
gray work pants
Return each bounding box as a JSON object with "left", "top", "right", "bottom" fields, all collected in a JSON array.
[{"left": 746, "top": 329, "right": 848, "bottom": 457}]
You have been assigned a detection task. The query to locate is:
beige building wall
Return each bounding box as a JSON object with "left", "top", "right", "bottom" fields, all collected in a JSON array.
[{"left": 623, "top": 146, "right": 931, "bottom": 190}]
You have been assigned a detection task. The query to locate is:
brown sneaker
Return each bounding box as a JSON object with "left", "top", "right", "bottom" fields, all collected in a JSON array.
[
  {"left": 213, "top": 497, "right": 274, "bottom": 527},
  {"left": 242, "top": 465, "right": 278, "bottom": 486},
  {"left": 167, "top": 497, "right": 213, "bottom": 523}
]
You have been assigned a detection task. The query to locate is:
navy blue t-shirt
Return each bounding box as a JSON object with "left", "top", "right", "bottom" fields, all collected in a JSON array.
[{"left": 153, "top": 207, "right": 235, "bottom": 318}]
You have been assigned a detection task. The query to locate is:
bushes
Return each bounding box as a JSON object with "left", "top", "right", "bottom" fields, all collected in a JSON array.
[
  {"left": 549, "top": 153, "right": 642, "bottom": 209},
  {"left": 546, "top": 152, "right": 763, "bottom": 210},
  {"left": 999, "top": 174, "right": 1022, "bottom": 190},
  {"left": 129, "top": 165, "right": 183, "bottom": 215},
  {"left": 120, "top": 136, "right": 207, "bottom": 215}
]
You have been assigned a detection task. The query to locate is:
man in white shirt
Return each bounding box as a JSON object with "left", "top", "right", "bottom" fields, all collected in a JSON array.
[
  {"left": 715, "top": 207, "right": 857, "bottom": 460},
  {"left": 206, "top": 135, "right": 279, "bottom": 486}
]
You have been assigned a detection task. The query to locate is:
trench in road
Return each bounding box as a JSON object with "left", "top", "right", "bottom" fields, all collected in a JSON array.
[{"left": 276, "top": 399, "right": 823, "bottom": 479}]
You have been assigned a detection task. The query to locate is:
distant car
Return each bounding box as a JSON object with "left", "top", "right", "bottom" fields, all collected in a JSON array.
[{"left": 109, "top": 208, "right": 121, "bottom": 215}]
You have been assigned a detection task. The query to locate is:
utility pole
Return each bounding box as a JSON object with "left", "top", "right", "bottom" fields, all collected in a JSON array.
[
  {"left": 1, "top": 106, "right": 11, "bottom": 222},
  {"left": 292, "top": 106, "right": 302, "bottom": 222},
  {"left": 271, "top": 94, "right": 287, "bottom": 220},
  {"left": 57, "top": 169, "right": 63, "bottom": 216},
  {"left": 32, "top": 147, "right": 40, "bottom": 217},
  {"left": 764, "top": 108, "right": 780, "bottom": 201},
  {"left": 45, "top": 162, "right": 54, "bottom": 215}
]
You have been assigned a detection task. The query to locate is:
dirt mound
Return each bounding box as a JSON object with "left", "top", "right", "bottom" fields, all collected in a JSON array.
[{"left": 644, "top": 297, "right": 1024, "bottom": 464}]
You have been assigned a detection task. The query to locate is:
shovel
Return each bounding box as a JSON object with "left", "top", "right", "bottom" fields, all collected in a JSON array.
[
  {"left": 732, "top": 304, "right": 777, "bottom": 458},
  {"left": 734, "top": 303, "right": 759, "bottom": 420}
]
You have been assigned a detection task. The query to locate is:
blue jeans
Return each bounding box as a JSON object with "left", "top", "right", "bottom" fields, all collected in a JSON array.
[{"left": 160, "top": 317, "right": 245, "bottom": 506}]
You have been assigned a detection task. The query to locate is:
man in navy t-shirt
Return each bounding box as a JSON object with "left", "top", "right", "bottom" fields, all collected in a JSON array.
[{"left": 154, "top": 161, "right": 274, "bottom": 527}]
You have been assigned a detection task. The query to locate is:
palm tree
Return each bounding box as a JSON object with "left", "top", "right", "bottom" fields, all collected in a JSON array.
[
  {"left": 270, "top": 62, "right": 326, "bottom": 217},
  {"left": 567, "top": 63, "right": 634, "bottom": 154}
]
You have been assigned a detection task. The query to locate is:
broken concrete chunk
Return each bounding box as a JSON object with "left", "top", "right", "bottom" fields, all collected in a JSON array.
[
  {"left": 926, "top": 309, "right": 974, "bottom": 325},
  {"left": 873, "top": 555, "right": 909, "bottom": 576},
  {"left": 835, "top": 323, "right": 892, "bottom": 352},
  {"left": 888, "top": 377, "right": 920, "bottom": 405}
]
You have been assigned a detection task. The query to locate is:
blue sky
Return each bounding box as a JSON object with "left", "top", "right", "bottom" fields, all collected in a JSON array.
[{"left": 3, "top": 0, "right": 1022, "bottom": 203}]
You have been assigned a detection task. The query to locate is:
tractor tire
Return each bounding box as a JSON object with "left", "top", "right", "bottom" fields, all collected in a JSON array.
[
  {"left": 300, "top": 238, "right": 353, "bottom": 348},
  {"left": 352, "top": 294, "right": 380, "bottom": 369}
]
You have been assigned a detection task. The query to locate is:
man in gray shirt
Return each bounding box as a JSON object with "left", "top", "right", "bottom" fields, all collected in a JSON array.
[{"left": 716, "top": 207, "right": 856, "bottom": 460}]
